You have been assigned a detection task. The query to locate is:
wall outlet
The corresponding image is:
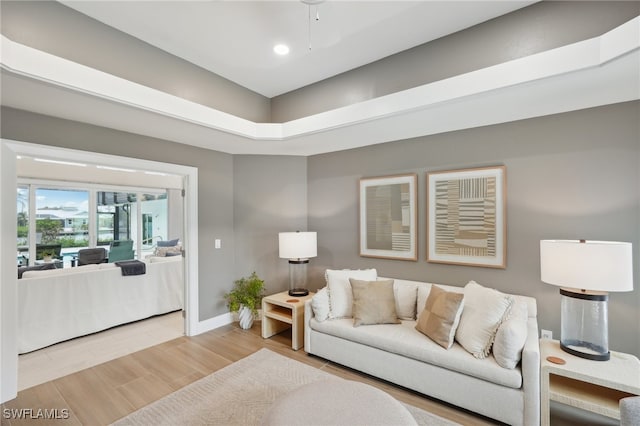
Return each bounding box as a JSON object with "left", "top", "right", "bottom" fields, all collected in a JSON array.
[
  {"left": 541, "top": 329, "right": 553, "bottom": 340},
  {"left": 215, "top": 239, "right": 221, "bottom": 249}
]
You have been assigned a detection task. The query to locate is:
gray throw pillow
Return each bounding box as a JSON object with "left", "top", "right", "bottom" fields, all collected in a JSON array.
[{"left": 157, "top": 238, "right": 179, "bottom": 247}]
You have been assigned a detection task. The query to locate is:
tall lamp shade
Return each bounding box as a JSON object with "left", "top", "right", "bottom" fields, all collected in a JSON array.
[
  {"left": 279, "top": 231, "right": 317, "bottom": 297},
  {"left": 540, "top": 240, "right": 633, "bottom": 361}
]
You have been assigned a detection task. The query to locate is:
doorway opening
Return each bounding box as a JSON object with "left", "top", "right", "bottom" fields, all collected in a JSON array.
[{"left": 1, "top": 139, "right": 199, "bottom": 400}]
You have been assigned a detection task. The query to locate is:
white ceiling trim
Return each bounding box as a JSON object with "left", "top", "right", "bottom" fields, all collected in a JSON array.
[{"left": 1, "top": 17, "right": 639, "bottom": 155}]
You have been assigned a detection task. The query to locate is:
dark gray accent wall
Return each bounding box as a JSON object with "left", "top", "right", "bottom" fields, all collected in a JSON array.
[
  {"left": 233, "top": 155, "right": 308, "bottom": 295},
  {"left": 307, "top": 101, "right": 640, "bottom": 357},
  {"left": 0, "top": 1, "right": 270, "bottom": 123},
  {"left": 271, "top": 1, "right": 640, "bottom": 122},
  {"left": 1, "top": 106, "right": 236, "bottom": 321}
]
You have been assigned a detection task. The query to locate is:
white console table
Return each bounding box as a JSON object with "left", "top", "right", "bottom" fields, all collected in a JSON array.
[{"left": 540, "top": 339, "right": 640, "bottom": 425}]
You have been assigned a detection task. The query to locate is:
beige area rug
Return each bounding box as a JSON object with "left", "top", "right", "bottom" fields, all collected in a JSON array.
[{"left": 112, "top": 348, "right": 459, "bottom": 426}]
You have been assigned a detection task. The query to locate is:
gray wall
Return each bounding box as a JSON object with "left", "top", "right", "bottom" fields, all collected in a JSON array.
[
  {"left": 1, "top": 106, "right": 237, "bottom": 321},
  {"left": 271, "top": 1, "right": 640, "bottom": 122},
  {"left": 0, "top": 1, "right": 271, "bottom": 123},
  {"left": 2, "top": 1, "right": 639, "bottom": 357},
  {"left": 307, "top": 101, "right": 640, "bottom": 357},
  {"left": 1, "top": 107, "right": 309, "bottom": 320},
  {"left": 233, "top": 155, "right": 308, "bottom": 295}
]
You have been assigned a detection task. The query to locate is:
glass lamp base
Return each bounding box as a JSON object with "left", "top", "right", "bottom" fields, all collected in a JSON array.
[
  {"left": 288, "top": 260, "right": 309, "bottom": 297},
  {"left": 559, "top": 288, "right": 610, "bottom": 361},
  {"left": 560, "top": 340, "right": 610, "bottom": 361}
]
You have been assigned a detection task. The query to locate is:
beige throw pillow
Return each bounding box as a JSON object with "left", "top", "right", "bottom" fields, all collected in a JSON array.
[
  {"left": 415, "top": 285, "right": 465, "bottom": 349},
  {"left": 455, "top": 281, "right": 514, "bottom": 359},
  {"left": 326, "top": 269, "right": 377, "bottom": 318},
  {"left": 350, "top": 279, "right": 400, "bottom": 327}
]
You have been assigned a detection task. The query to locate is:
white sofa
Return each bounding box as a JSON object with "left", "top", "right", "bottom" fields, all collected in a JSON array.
[
  {"left": 304, "top": 275, "right": 540, "bottom": 426},
  {"left": 18, "top": 256, "right": 183, "bottom": 353}
]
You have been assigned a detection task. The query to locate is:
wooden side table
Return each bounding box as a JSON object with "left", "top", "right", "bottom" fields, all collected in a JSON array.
[
  {"left": 540, "top": 339, "right": 640, "bottom": 425},
  {"left": 262, "top": 291, "right": 314, "bottom": 350}
]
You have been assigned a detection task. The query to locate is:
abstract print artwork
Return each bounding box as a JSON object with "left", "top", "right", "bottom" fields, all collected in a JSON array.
[
  {"left": 359, "top": 174, "right": 417, "bottom": 261},
  {"left": 427, "top": 166, "right": 506, "bottom": 268}
]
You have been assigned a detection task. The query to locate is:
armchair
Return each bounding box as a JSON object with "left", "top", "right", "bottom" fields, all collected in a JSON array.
[
  {"left": 76, "top": 247, "right": 107, "bottom": 266},
  {"left": 108, "top": 240, "right": 135, "bottom": 262}
]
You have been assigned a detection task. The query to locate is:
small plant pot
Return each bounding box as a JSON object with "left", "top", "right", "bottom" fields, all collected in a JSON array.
[{"left": 238, "top": 305, "right": 254, "bottom": 330}]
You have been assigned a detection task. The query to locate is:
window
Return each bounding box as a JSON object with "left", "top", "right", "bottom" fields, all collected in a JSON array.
[
  {"left": 16, "top": 186, "right": 29, "bottom": 266},
  {"left": 34, "top": 188, "right": 89, "bottom": 265},
  {"left": 17, "top": 184, "right": 169, "bottom": 266},
  {"left": 97, "top": 191, "right": 136, "bottom": 245},
  {"left": 140, "top": 192, "right": 168, "bottom": 246},
  {"left": 35, "top": 188, "right": 89, "bottom": 246}
]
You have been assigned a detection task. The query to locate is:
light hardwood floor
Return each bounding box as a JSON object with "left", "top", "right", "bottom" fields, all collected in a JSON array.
[
  {"left": 3, "top": 320, "right": 496, "bottom": 426},
  {"left": 17, "top": 311, "right": 184, "bottom": 391},
  {"left": 3, "top": 318, "right": 615, "bottom": 426}
]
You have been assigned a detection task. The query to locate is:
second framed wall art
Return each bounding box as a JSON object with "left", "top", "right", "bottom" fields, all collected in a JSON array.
[{"left": 426, "top": 166, "right": 506, "bottom": 268}]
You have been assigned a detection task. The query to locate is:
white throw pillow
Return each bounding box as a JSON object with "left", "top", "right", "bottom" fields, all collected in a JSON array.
[
  {"left": 416, "top": 285, "right": 433, "bottom": 317},
  {"left": 493, "top": 300, "right": 528, "bottom": 369},
  {"left": 393, "top": 281, "right": 418, "bottom": 320},
  {"left": 325, "top": 269, "right": 377, "bottom": 318},
  {"left": 311, "top": 287, "right": 331, "bottom": 322},
  {"left": 455, "top": 281, "right": 514, "bottom": 359}
]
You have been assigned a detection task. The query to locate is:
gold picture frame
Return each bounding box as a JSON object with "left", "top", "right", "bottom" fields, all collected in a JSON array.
[
  {"left": 427, "top": 166, "right": 506, "bottom": 268},
  {"left": 359, "top": 173, "right": 418, "bottom": 261}
]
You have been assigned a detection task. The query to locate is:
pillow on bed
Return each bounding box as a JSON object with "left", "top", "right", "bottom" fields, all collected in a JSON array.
[
  {"left": 350, "top": 278, "right": 399, "bottom": 327},
  {"left": 155, "top": 245, "right": 182, "bottom": 257},
  {"left": 157, "top": 238, "right": 179, "bottom": 247},
  {"left": 325, "top": 269, "right": 377, "bottom": 318}
]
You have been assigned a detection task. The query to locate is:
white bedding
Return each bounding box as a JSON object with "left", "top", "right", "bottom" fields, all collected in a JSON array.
[{"left": 18, "top": 257, "right": 183, "bottom": 353}]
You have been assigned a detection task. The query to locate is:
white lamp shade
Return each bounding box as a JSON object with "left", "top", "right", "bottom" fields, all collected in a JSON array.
[
  {"left": 279, "top": 232, "right": 317, "bottom": 260},
  {"left": 540, "top": 240, "right": 633, "bottom": 292}
]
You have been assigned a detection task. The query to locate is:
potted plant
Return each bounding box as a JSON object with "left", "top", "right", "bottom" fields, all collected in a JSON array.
[
  {"left": 224, "top": 272, "right": 265, "bottom": 329},
  {"left": 40, "top": 249, "right": 56, "bottom": 262}
]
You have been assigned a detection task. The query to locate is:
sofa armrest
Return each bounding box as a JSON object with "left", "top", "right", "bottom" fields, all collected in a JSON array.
[
  {"left": 304, "top": 299, "right": 314, "bottom": 352},
  {"left": 521, "top": 317, "right": 541, "bottom": 426}
]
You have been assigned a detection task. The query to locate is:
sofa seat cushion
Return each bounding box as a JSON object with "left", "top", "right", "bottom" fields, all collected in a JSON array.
[{"left": 310, "top": 318, "right": 522, "bottom": 389}]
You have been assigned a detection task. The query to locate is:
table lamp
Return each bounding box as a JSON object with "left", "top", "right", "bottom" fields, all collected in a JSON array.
[
  {"left": 540, "top": 239, "right": 633, "bottom": 361},
  {"left": 279, "top": 231, "right": 317, "bottom": 297}
]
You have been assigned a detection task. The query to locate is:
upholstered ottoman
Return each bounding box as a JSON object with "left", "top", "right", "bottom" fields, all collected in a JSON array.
[{"left": 261, "top": 379, "right": 417, "bottom": 425}]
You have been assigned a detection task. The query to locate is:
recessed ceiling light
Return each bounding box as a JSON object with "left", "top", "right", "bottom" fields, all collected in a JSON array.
[{"left": 273, "top": 44, "right": 290, "bottom": 55}]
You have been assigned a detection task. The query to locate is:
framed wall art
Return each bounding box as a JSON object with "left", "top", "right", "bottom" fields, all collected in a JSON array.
[
  {"left": 359, "top": 173, "right": 417, "bottom": 261},
  {"left": 427, "top": 166, "right": 506, "bottom": 268}
]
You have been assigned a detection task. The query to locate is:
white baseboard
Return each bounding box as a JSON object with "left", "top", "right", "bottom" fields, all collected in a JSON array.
[
  {"left": 190, "top": 312, "right": 233, "bottom": 336},
  {"left": 189, "top": 309, "right": 264, "bottom": 336}
]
